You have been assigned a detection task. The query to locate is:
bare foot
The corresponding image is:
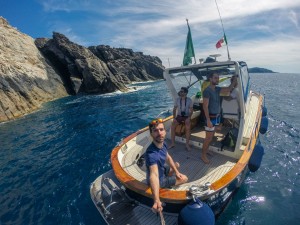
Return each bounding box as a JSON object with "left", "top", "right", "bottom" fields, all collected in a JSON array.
[
  {"left": 201, "top": 155, "right": 210, "bottom": 164},
  {"left": 186, "top": 144, "right": 192, "bottom": 151}
]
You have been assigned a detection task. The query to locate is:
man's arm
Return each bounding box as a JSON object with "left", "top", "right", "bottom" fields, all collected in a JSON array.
[
  {"left": 188, "top": 98, "right": 193, "bottom": 119},
  {"left": 220, "top": 76, "right": 237, "bottom": 95},
  {"left": 203, "top": 97, "right": 213, "bottom": 128},
  {"left": 166, "top": 153, "right": 184, "bottom": 180},
  {"left": 173, "top": 105, "right": 178, "bottom": 118},
  {"left": 149, "top": 164, "right": 163, "bottom": 212},
  {"left": 189, "top": 106, "right": 193, "bottom": 119}
]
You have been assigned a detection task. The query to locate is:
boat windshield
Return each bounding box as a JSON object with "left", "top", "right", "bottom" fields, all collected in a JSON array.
[
  {"left": 168, "top": 70, "right": 200, "bottom": 98},
  {"left": 167, "top": 64, "right": 237, "bottom": 99}
]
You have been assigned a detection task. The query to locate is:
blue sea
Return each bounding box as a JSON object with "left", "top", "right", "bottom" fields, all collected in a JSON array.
[{"left": 0, "top": 73, "right": 300, "bottom": 225}]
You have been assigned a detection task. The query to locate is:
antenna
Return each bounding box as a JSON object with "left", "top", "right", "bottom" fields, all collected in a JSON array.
[
  {"left": 215, "top": 0, "right": 231, "bottom": 60},
  {"left": 209, "top": 54, "right": 221, "bottom": 61}
]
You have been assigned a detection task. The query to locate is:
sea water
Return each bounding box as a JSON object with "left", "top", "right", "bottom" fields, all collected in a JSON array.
[{"left": 0, "top": 74, "right": 299, "bottom": 225}]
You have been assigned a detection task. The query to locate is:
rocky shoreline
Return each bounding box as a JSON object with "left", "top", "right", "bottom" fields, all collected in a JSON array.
[{"left": 0, "top": 17, "right": 164, "bottom": 123}]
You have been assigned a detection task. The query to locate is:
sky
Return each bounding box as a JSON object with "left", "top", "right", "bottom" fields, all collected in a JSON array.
[{"left": 1, "top": 0, "right": 300, "bottom": 73}]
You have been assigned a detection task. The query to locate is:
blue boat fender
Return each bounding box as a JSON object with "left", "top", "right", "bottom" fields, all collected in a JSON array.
[
  {"left": 259, "top": 116, "right": 268, "bottom": 134},
  {"left": 262, "top": 106, "right": 268, "bottom": 117},
  {"left": 178, "top": 198, "right": 215, "bottom": 225},
  {"left": 248, "top": 144, "right": 264, "bottom": 172}
]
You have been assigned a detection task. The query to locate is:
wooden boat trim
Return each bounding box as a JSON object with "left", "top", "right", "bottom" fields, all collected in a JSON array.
[
  {"left": 210, "top": 93, "right": 263, "bottom": 191},
  {"left": 111, "top": 116, "right": 189, "bottom": 203}
]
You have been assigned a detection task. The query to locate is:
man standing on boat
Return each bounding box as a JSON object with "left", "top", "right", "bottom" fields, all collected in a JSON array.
[
  {"left": 170, "top": 87, "right": 193, "bottom": 151},
  {"left": 201, "top": 73, "right": 237, "bottom": 163},
  {"left": 146, "top": 119, "right": 188, "bottom": 213}
]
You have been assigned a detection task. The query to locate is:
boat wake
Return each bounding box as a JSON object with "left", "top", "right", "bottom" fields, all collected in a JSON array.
[{"left": 240, "top": 195, "right": 265, "bottom": 203}]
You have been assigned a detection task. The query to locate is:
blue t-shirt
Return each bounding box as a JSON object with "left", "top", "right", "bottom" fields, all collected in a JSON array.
[
  {"left": 145, "top": 142, "right": 168, "bottom": 185},
  {"left": 203, "top": 86, "right": 221, "bottom": 115}
]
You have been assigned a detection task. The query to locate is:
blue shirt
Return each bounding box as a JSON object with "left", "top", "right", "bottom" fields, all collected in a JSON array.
[
  {"left": 145, "top": 142, "right": 168, "bottom": 185},
  {"left": 203, "top": 86, "right": 221, "bottom": 115}
]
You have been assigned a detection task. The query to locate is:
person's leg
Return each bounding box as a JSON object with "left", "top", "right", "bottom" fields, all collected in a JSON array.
[
  {"left": 175, "top": 174, "right": 188, "bottom": 185},
  {"left": 161, "top": 170, "right": 188, "bottom": 188},
  {"left": 170, "top": 118, "right": 179, "bottom": 149},
  {"left": 167, "top": 162, "right": 180, "bottom": 176},
  {"left": 201, "top": 130, "right": 215, "bottom": 163},
  {"left": 185, "top": 117, "right": 191, "bottom": 151}
]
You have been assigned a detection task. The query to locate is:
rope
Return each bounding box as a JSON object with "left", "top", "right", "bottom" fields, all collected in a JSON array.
[
  {"left": 159, "top": 211, "right": 166, "bottom": 225},
  {"left": 189, "top": 184, "right": 210, "bottom": 196}
]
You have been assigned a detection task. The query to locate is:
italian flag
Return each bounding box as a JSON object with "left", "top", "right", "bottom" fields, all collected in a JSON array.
[{"left": 216, "top": 34, "right": 227, "bottom": 49}]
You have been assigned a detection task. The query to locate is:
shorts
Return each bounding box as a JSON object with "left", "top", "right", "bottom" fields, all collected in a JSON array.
[
  {"left": 205, "top": 114, "right": 220, "bottom": 132},
  {"left": 176, "top": 115, "right": 188, "bottom": 124},
  {"left": 160, "top": 164, "right": 176, "bottom": 188}
]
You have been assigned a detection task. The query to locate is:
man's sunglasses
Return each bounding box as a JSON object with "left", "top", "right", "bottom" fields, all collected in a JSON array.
[{"left": 150, "top": 118, "right": 163, "bottom": 125}]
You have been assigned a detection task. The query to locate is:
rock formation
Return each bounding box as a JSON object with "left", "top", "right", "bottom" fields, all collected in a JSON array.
[
  {"left": 0, "top": 17, "right": 164, "bottom": 123},
  {"left": 248, "top": 67, "right": 276, "bottom": 73},
  {"left": 35, "top": 33, "right": 128, "bottom": 94},
  {"left": 0, "top": 17, "right": 68, "bottom": 122},
  {"left": 89, "top": 45, "right": 164, "bottom": 85}
]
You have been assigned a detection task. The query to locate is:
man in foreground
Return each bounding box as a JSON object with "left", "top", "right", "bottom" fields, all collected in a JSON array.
[
  {"left": 145, "top": 119, "right": 188, "bottom": 213},
  {"left": 202, "top": 73, "right": 237, "bottom": 163}
]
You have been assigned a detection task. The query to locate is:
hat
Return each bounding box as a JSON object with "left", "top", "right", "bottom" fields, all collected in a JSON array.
[{"left": 181, "top": 87, "right": 188, "bottom": 93}]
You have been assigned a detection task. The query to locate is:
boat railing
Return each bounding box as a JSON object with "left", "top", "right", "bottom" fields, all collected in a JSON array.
[{"left": 98, "top": 177, "right": 137, "bottom": 220}]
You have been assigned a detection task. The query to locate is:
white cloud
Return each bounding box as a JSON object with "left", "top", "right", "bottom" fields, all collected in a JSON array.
[
  {"left": 230, "top": 37, "right": 300, "bottom": 73},
  {"left": 143, "top": 36, "right": 300, "bottom": 73},
  {"left": 38, "top": 0, "right": 300, "bottom": 73},
  {"left": 288, "top": 10, "right": 299, "bottom": 28}
]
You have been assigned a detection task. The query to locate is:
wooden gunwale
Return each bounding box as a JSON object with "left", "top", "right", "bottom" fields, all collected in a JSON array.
[
  {"left": 211, "top": 93, "right": 263, "bottom": 191},
  {"left": 111, "top": 94, "right": 263, "bottom": 203},
  {"left": 111, "top": 116, "right": 189, "bottom": 203}
]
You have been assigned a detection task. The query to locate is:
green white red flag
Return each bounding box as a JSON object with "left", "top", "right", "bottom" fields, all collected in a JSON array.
[{"left": 216, "top": 34, "right": 227, "bottom": 49}]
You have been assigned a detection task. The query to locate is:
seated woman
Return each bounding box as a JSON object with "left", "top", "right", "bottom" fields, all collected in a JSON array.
[{"left": 169, "top": 87, "right": 193, "bottom": 151}]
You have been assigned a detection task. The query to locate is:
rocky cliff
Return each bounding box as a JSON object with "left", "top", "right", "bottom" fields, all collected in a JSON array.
[
  {"left": 0, "top": 17, "right": 164, "bottom": 122},
  {"left": 0, "top": 17, "right": 68, "bottom": 122},
  {"left": 89, "top": 45, "right": 163, "bottom": 85}
]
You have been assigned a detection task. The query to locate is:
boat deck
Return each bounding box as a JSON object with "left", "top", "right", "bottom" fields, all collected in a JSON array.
[
  {"left": 90, "top": 170, "right": 178, "bottom": 225},
  {"left": 122, "top": 129, "right": 237, "bottom": 191},
  {"left": 188, "top": 124, "right": 231, "bottom": 148},
  {"left": 166, "top": 142, "right": 237, "bottom": 190}
]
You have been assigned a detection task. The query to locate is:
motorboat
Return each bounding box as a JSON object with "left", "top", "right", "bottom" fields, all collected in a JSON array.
[{"left": 90, "top": 58, "right": 268, "bottom": 225}]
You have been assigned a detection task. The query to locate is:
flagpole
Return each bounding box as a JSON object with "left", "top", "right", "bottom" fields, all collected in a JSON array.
[
  {"left": 215, "top": 0, "right": 231, "bottom": 60},
  {"left": 186, "top": 19, "right": 196, "bottom": 64}
]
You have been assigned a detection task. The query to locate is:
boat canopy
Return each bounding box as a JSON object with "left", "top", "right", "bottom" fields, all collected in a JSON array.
[{"left": 164, "top": 60, "right": 251, "bottom": 114}]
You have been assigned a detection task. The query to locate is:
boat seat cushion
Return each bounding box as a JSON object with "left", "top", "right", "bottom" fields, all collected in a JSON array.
[{"left": 222, "top": 98, "right": 239, "bottom": 120}]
